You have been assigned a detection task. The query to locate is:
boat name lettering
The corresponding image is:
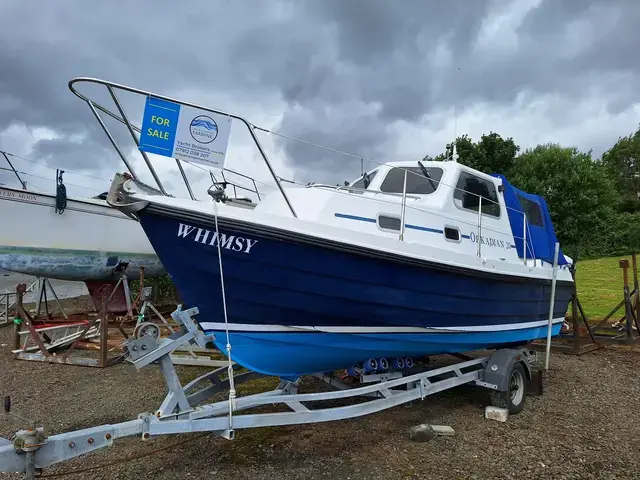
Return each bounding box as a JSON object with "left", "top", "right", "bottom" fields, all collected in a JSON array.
[
  {"left": 0, "top": 189, "right": 37, "bottom": 202},
  {"left": 177, "top": 223, "right": 258, "bottom": 253},
  {"left": 468, "top": 232, "right": 511, "bottom": 250}
]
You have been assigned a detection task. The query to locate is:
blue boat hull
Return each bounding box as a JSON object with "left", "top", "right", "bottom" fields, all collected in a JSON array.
[
  {"left": 137, "top": 210, "right": 572, "bottom": 377},
  {"left": 204, "top": 326, "right": 562, "bottom": 377}
]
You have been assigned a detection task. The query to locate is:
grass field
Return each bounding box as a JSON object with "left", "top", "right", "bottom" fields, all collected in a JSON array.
[{"left": 575, "top": 254, "right": 639, "bottom": 320}]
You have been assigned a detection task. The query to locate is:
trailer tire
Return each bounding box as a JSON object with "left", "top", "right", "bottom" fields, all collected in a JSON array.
[{"left": 489, "top": 362, "right": 527, "bottom": 414}]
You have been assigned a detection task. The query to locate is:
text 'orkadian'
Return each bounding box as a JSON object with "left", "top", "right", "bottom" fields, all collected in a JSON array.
[{"left": 177, "top": 223, "right": 258, "bottom": 253}]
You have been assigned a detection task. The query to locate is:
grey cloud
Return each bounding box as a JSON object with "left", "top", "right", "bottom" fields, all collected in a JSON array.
[
  {"left": 277, "top": 100, "right": 392, "bottom": 184},
  {"left": 0, "top": 1, "right": 282, "bottom": 173},
  {"left": 0, "top": 0, "right": 639, "bottom": 189},
  {"left": 272, "top": 0, "right": 640, "bottom": 177}
]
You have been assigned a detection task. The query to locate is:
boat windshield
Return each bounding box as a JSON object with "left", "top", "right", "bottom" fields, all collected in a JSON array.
[
  {"left": 348, "top": 169, "right": 379, "bottom": 194},
  {"left": 379, "top": 167, "right": 443, "bottom": 195}
]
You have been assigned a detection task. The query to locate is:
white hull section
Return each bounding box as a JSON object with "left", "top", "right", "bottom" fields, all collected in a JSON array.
[
  {"left": 199, "top": 317, "right": 566, "bottom": 334},
  {"left": 0, "top": 187, "right": 164, "bottom": 281}
]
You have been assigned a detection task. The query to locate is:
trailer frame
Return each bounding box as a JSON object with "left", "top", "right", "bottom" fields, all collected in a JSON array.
[{"left": 1, "top": 306, "right": 540, "bottom": 478}]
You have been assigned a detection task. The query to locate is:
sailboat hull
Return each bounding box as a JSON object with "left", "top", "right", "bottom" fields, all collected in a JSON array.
[
  {"left": 0, "top": 187, "right": 164, "bottom": 281},
  {"left": 137, "top": 210, "right": 572, "bottom": 377}
]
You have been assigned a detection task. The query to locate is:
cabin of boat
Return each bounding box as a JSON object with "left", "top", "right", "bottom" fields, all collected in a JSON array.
[{"left": 251, "top": 159, "right": 569, "bottom": 271}]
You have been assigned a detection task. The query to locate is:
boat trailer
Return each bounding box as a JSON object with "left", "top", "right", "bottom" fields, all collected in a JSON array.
[{"left": 0, "top": 306, "right": 542, "bottom": 478}]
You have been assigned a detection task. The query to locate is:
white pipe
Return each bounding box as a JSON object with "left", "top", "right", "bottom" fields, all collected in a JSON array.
[
  {"left": 545, "top": 242, "right": 560, "bottom": 371},
  {"left": 399, "top": 169, "right": 408, "bottom": 241},
  {"left": 523, "top": 214, "right": 527, "bottom": 265},
  {"left": 477, "top": 197, "right": 482, "bottom": 257}
]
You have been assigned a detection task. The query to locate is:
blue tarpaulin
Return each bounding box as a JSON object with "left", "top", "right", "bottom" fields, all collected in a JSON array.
[{"left": 491, "top": 174, "right": 568, "bottom": 266}]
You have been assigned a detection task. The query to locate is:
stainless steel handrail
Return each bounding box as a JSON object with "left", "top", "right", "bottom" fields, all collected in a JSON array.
[{"left": 68, "top": 77, "right": 297, "bottom": 217}]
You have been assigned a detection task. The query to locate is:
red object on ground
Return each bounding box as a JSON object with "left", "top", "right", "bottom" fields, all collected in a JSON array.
[{"left": 84, "top": 281, "right": 130, "bottom": 314}]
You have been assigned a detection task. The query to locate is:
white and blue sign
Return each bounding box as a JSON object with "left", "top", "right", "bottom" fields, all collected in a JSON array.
[{"left": 139, "top": 96, "right": 232, "bottom": 169}]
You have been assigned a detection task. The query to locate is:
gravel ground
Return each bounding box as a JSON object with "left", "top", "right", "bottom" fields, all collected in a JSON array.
[{"left": 1, "top": 323, "right": 640, "bottom": 480}]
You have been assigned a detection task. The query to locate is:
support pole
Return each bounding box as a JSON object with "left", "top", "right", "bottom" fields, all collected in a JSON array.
[
  {"left": 3, "top": 292, "right": 8, "bottom": 326},
  {"left": 633, "top": 253, "right": 639, "bottom": 323},
  {"left": 34, "top": 278, "right": 43, "bottom": 318},
  {"left": 13, "top": 286, "right": 24, "bottom": 352},
  {"left": 399, "top": 169, "right": 408, "bottom": 242},
  {"left": 620, "top": 259, "right": 633, "bottom": 341},
  {"left": 522, "top": 215, "right": 528, "bottom": 265},
  {"left": 47, "top": 279, "right": 68, "bottom": 320},
  {"left": 545, "top": 242, "right": 560, "bottom": 370},
  {"left": 571, "top": 283, "right": 580, "bottom": 354},
  {"left": 476, "top": 197, "right": 482, "bottom": 258},
  {"left": 25, "top": 451, "right": 35, "bottom": 480}
]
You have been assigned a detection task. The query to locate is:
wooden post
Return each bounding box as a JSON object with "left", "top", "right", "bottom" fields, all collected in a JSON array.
[
  {"left": 620, "top": 260, "right": 633, "bottom": 341},
  {"left": 571, "top": 288, "right": 580, "bottom": 353},
  {"left": 632, "top": 254, "right": 640, "bottom": 323}
]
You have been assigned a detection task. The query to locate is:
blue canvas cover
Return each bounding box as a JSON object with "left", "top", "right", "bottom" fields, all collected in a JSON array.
[{"left": 490, "top": 174, "right": 568, "bottom": 266}]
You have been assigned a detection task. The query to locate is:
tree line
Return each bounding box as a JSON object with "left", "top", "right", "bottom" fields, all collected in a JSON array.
[{"left": 424, "top": 125, "right": 640, "bottom": 260}]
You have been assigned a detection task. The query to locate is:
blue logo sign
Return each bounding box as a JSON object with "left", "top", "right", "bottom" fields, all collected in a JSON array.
[
  {"left": 139, "top": 97, "right": 180, "bottom": 157},
  {"left": 189, "top": 115, "right": 218, "bottom": 144}
]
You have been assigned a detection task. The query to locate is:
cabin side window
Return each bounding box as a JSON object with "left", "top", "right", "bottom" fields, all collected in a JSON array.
[
  {"left": 377, "top": 214, "right": 401, "bottom": 232},
  {"left": 453, "top": 171, "right": 501, "bottom": 218},
  {"left": 379, "top": 167, "right": 444, "bottom": 195},
  {"left": 348, "top": 170, "right": 378, "bottom": 194},
  {"left": 517, "top": 194, "right": 544, "bottom": 227}
]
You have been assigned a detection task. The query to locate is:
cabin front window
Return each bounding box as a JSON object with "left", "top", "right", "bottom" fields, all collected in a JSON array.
[
  {"left": 379, "top": 167, "right": 443, "bottom": 195},
  {"left": 453, "top": 171, "right": 501, "bottom": 218},
  {"left": 348, "top": 170, "right": 378, "bottom": 193}
]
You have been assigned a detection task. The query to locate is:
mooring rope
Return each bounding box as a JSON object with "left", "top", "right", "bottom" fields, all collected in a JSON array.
[{"left": 212, "top": 199, "right": 236, "bottom": 429}]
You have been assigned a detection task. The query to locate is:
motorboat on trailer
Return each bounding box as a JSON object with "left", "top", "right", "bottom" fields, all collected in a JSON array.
[
  {"left": 67, "top": 76, "right": 574, "bottom": 379},
  {"left": 106, "top": 157, "right": 574, "bottom": 377}
]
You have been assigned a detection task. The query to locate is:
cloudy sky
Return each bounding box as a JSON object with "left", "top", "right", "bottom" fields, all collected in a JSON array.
[{"left": 1, "top": 0, "right": 639, "bottom": 199}]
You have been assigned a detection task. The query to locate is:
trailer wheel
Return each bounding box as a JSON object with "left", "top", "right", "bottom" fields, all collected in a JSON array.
[{"left": 490, "top": 362, "right": 527, "bottom": 414}]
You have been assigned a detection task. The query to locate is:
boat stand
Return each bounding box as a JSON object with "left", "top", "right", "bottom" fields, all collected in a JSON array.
[
  {"left": 0, "top": 305, "right": 541, "bottom": 478},
  {"left": 531, "top": 254, "right": 640, "bottom": 354},
  {"left": 33, "top": 277, "right": 68, "bottom": 321},
  {"left": 10, "top": 283, "right": 125, "bottom": 368}
]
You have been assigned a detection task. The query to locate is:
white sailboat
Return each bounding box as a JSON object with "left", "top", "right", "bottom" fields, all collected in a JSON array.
[
  {"left": 0, "top": 152, "right": 165, "bottom": 282},
  {"left": 0, "top": 184, "right": 165, "bottom": 281}
]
